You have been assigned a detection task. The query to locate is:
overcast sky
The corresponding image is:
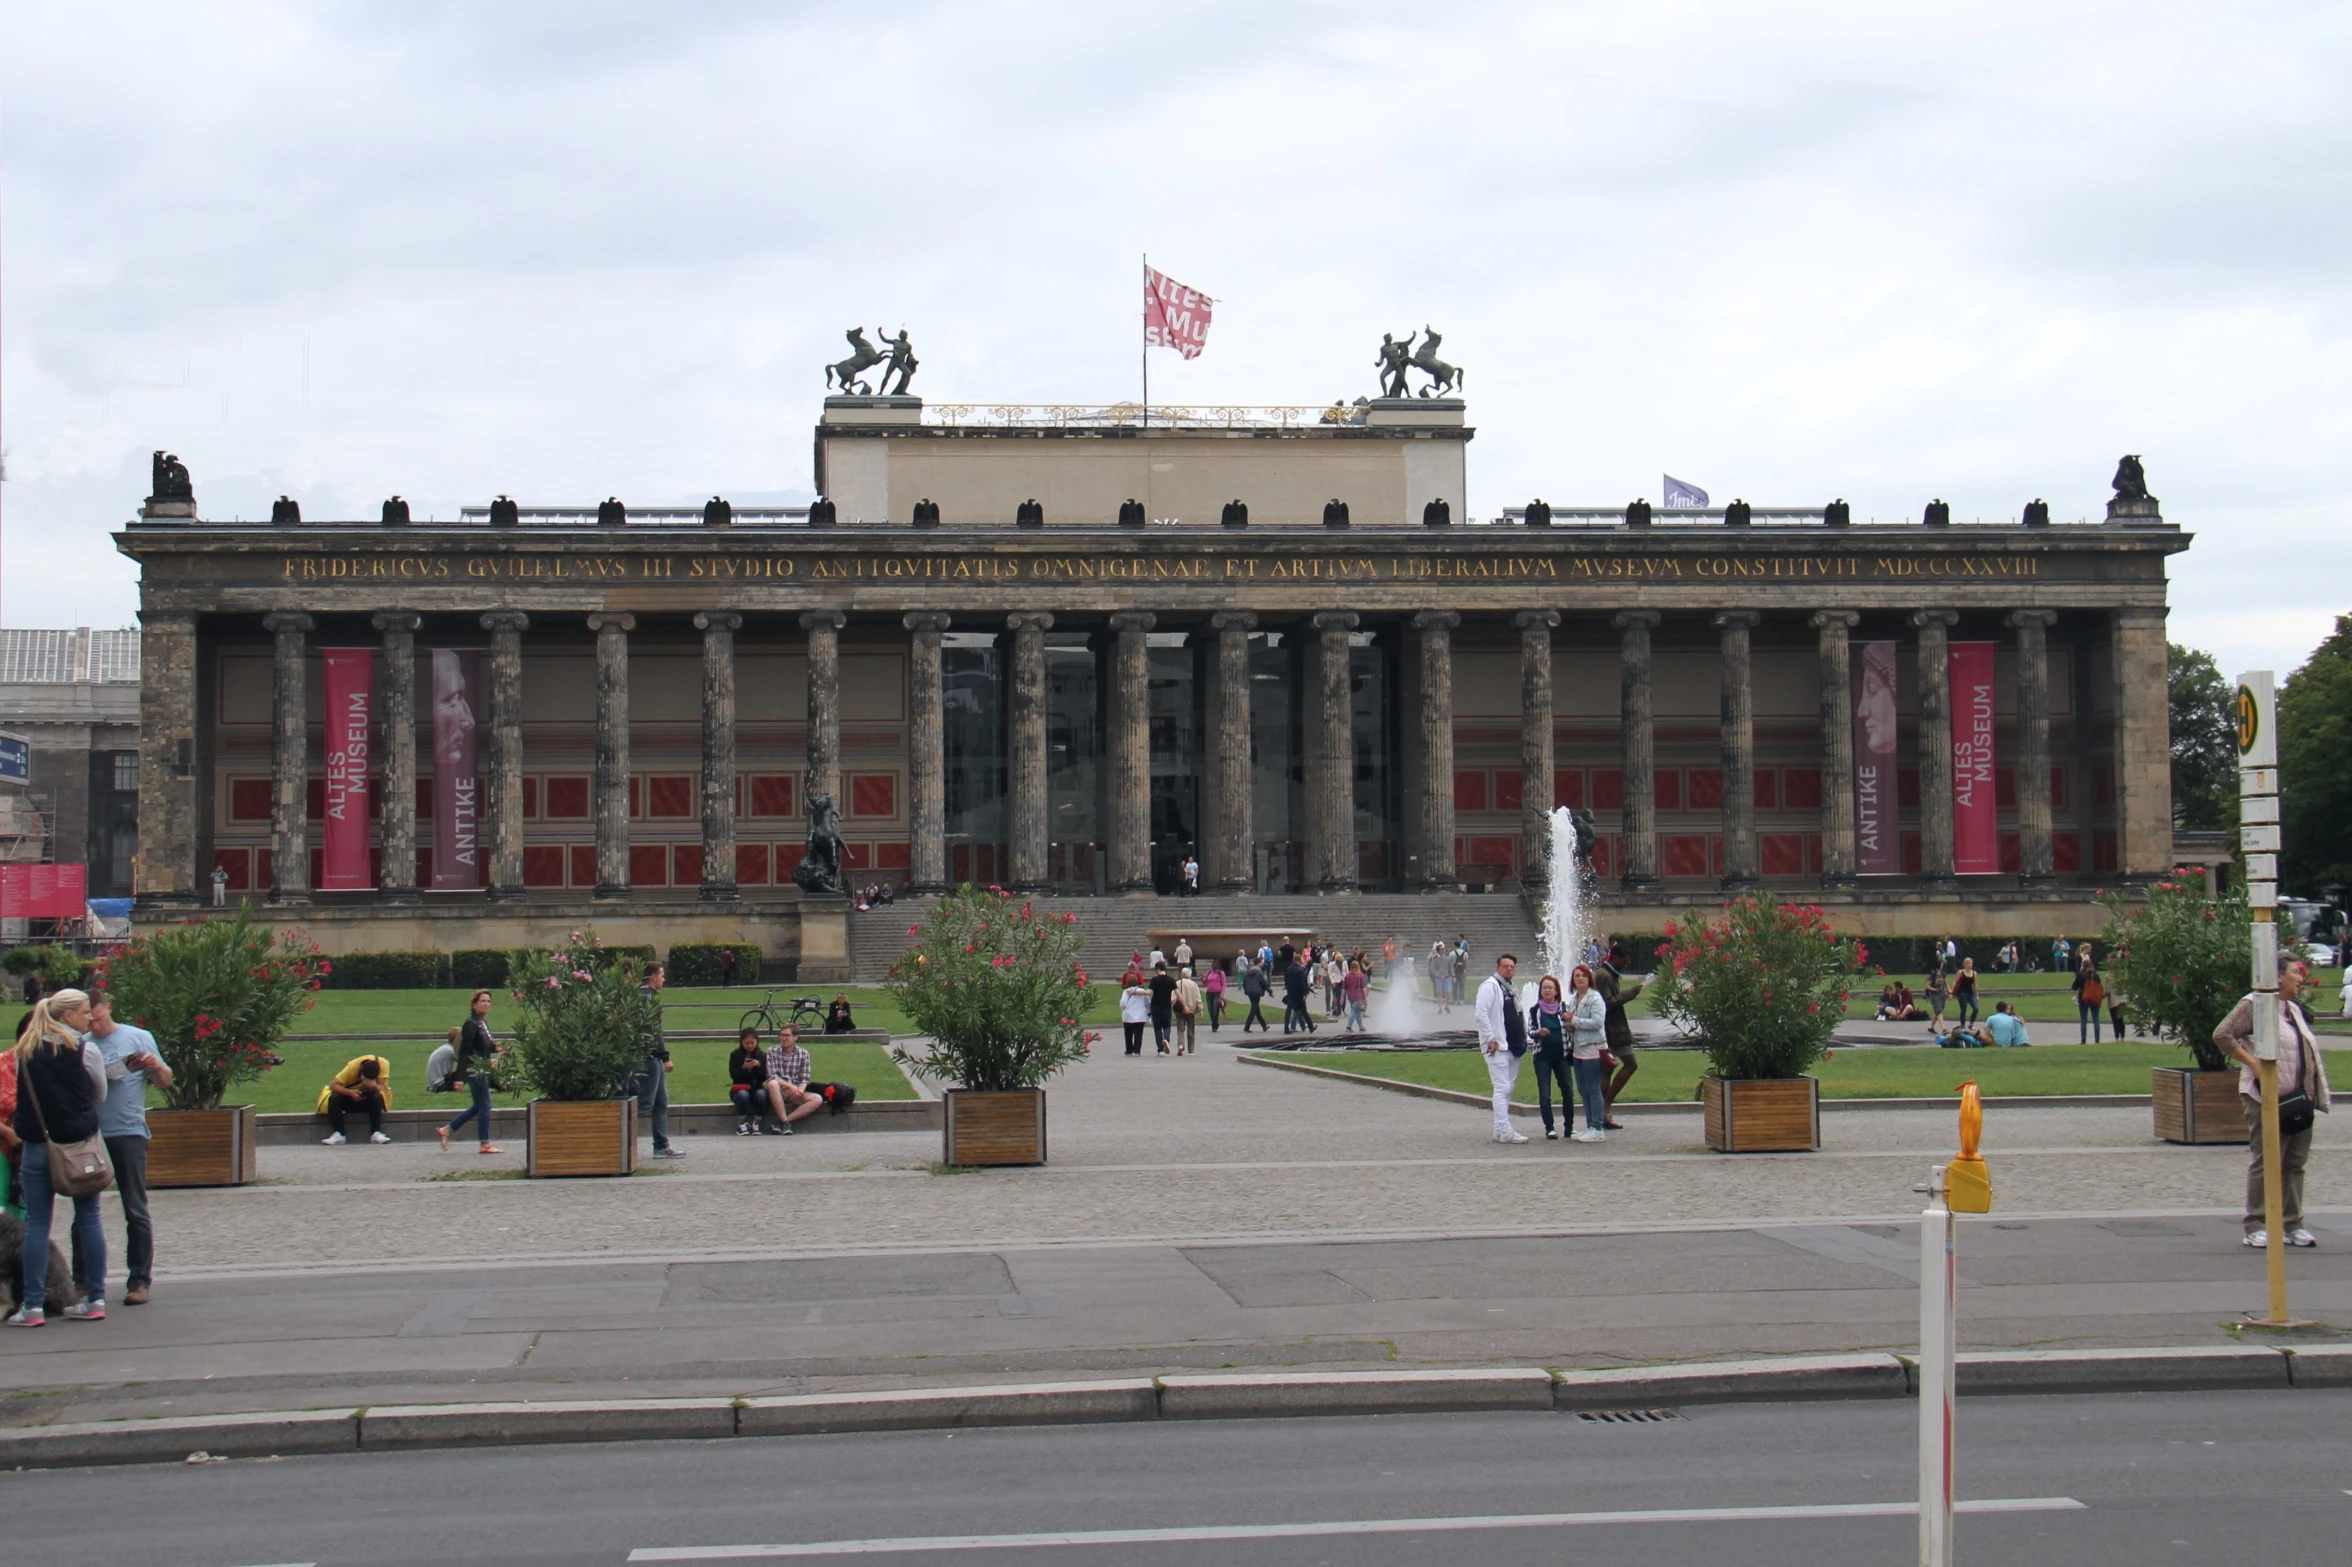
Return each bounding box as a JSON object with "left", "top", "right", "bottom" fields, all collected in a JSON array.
[{"left": 3, "top": 1, "right": 2345, "bottom": 676}]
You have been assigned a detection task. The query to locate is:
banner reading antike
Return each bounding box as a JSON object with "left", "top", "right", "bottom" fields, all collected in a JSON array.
[
  {"left": 1853, "top": 640, "right": 1900, "bottom": 875},
  {"left": 431, "top": 648, "right": 482, "bottom": 891},
  {"left": 1950, "top": 640, "right": 1999, "bottom": 874},
  {"left": 319, "top": 648, "right": 374, "bottom": 890}
]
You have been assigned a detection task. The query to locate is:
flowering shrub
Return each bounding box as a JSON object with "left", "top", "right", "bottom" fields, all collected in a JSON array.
[
  {"left": 96, "top": 903, "right": 323, "bottom": 1110},
  {"left": 886, "top": 885, "right": 1097, "bottom": 1092},
  {"left": 2095, "top": 876, "right": 2250, "bottom": 1071},
  {"left": 1649, "top": 898, "right": 1866, "bottom": 1081},
  {"left": 502, "top": 930, "right": 663, "bottom": 1102}
]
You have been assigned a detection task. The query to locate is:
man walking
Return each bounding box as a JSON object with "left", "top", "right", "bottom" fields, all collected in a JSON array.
[
  {"left": 1282, "top": 950, "right": 1317, "bottom": 1034},
  {"left": 1240, "top": 958, "right": 1270, "bottom": 1033},
  {"left": 86, "top": 995, "right": 171, "bottom": 1305},
  {"left": 1475, "top": 954, "right": 1528, "bottom": 1143},
  {"left": 1175, "top": 966, "right": 1203, "bottom": 1054},
  {"left": 634, "top": 964, "right": 684, "bottom": 1159}
]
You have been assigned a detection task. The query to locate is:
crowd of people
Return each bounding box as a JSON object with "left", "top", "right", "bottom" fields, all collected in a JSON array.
[{"left": 1471, "top": 942, "right": 1643, "bottom": 1144}]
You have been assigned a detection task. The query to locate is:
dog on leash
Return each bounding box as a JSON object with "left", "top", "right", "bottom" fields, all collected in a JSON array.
[{"left": 0, "top": 1211, "right": 78, "bottom": 1315}]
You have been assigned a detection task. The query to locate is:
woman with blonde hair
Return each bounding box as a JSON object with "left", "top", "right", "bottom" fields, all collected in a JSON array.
[{"left": 7, "top": 990, "right": 107, "bottom": 1325}]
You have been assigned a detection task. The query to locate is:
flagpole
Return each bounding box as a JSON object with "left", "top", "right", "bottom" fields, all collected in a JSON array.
[{"left": 1140, "top": 253, "right": 1149, "bottom": 430}]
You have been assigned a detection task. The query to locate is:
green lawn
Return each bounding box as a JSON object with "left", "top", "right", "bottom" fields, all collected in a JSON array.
[
  {"left": 1260, "top": 1038, "right": 2352, "bottom": 1104},
  {"left": 285, "top": 982, "right": 1131, "bottom": 1042}
]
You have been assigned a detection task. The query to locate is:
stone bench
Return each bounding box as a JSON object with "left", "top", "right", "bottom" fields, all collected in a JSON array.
[{"left": 258, "top": 1099, "right": 940, "bottom": 1147}]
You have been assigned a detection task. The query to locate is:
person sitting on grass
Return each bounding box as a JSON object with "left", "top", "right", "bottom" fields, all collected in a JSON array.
[
  {"left": 1985, "top": 1001, "right": 2031, "bottom": 1048},
  {"left": 1876, "top": 981, "right": 1921, "bottom": 1022},
  {"left": 762, "top": 1026, "right": 825, "bottom": 1135},
  {"left": 318, "top": 1055, "right": 393, "bottom": 1145},
  {"left": 728, "top": 1028, "right": 771, "bottom": 1134},
  {"left": 824, "top": 995, "right": 857, "bottom": 1034}
]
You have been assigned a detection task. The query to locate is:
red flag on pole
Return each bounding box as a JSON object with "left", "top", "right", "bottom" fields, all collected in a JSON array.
[{"left": 1144, "top": 267, "right": 1213, "bottom": 359}]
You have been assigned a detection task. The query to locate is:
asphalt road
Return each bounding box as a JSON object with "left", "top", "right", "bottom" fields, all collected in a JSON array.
[{"left": 7, "top": 1391, "right": 2348, "bottom": 1565}]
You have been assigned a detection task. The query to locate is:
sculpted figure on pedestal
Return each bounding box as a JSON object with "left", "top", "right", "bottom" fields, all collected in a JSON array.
[
  {"left": 149, "top": 451, "right": 194, "bottom": 504},
  {"left": 794, "top": 794, "right": 848, "bottom": 896},
  {"left": 2112, "top": 455, "right": 2153, "bottom": 503},
  {"left": 825, "top": 328, "right": 888, "bottom": 395}
]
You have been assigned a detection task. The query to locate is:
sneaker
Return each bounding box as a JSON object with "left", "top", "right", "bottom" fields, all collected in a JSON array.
[
  {"left": 2288, "top": 1229, "right": 2319, "bottom": 1248},
  {"left": 4, "top": 1308, "right": 43, "bottom": 1328},
  {"left": 1544, "top": 1127, "right": 1559, "bottom": 1140},
  {"left": 2243, "top": 1230, "right": 2268, "bottom": 1248},
  {"left": 736, "top": 1121, "right": 752, "bottom": 1136},
  {"left": 774, "top": 1120, "right": 793, "bottom": 1136},
  {"left": 62, "top": 1299, "right": 105, "bottom": 1321},
  {"left": 369, "top": 1132, "right": 392, "bottom": 1144},
  {"left": 649, "top": 1146, "right": 687, "bottom": 1159},
  {"left": 1496, "top": 1130, "right": 1529, "bottom": 1144},
  {"left": 321, "top": 1132, "right": 347, "bottom": 1146},
  {"left": 124, "top": 1282, "right": 150, "bottom": 1306}
]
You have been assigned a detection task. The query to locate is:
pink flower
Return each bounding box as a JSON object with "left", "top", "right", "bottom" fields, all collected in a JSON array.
[
  {"left": 908, "top": 925, "right": 921, "bottom": 936},
  {"left": 546, "top": 976, "right": 563, "bottom": 989},
  {"left": 573, "top": 970, "right": 593, "bottom": 982}
]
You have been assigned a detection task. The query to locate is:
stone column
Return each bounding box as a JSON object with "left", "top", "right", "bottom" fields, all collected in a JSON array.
[
  {"left": 373, "top": 611, "right": 422, "bottom": 903},
  {"left": 1810, "top": 610, "right": 1860, "bottom": 887},
  {"left": 1614, "top": 610, "right": 1662, "bottom": 890},
  {"left": 2008, "top": 610, "right": 2058, "bottom": 885},
  {"left": 480, "top": 611, "right": 529, "bottom": 900},
  {"left": 1209, "top": 611, "right": 1256, "bottom": 894},
  {"left": 2112, "top": 605, "right": 2174, "bottom": 879},
  {"left": 1107, "top": 611, "right": 1156, "bottom": 893},
  {"left": 696, "top": 611, "right": 743, "bottom": 902},
  {"left": 1516, "top": 610, "right": 1560, "bottom": 892},
  {"left": 133, "top": 611, "right": 199, "bottom": 908},
  {"left": 1411, "top": 611, "right": 1461, "bottom": 890},
  {"left": 902, "top": 612, "right": 951, "bottom": 894},
  {"left": 1913, "top": 609, "right": 1959, "bottom": 885},
  {"left": 1004, "top": 613, "right": 1053, "bottom": 890},
  {"left": 800, "top": 611, "right": 846, "bottom": 820},
  {"left": 1715, "top": 611, "right": 1762, "bottom": 889},
  {"left": 1310, "top": 611, "right": 1360, "bottom": 892},
  {"left": 262, "top": 611, "right": 314, "bottom": 904},
  {"left": 587, "top": 612, "right": 635, "bottom": 899}
]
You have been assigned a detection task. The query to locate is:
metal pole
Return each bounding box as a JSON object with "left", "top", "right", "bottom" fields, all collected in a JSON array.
[
  {"left": 1140, "top": 253, "right": 1150, "bottom": 429},
  {"left": 1919, "top": 1170, "right": 1955, "bottom": 1567},
  {"left": 2235, "top": 669, "right": 2291, "bottom": 1324}
]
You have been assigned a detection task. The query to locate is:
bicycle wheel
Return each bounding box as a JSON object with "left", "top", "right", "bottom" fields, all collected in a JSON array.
[{"left": 739, "top": 1000, "right": 780, "bottom": 1035}]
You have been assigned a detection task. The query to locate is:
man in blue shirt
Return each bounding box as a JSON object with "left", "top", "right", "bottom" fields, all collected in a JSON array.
[
  {"left": 86, "top": 995, "right": 171, "bottom": 1305},
  {"left": 1986, "top": 1001, "right": 2030, "bottom": 1049}
]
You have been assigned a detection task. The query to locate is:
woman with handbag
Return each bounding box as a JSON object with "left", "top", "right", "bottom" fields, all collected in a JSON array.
[
  {"left": 437, "top": 990, "right": 505, "bottom": 1155},
  {"left": 2071, "top": 952, "right": 2106, "bottom": 1043},
  {"left": 7, "top": 990, "right": 109, "bottom": 1326}
]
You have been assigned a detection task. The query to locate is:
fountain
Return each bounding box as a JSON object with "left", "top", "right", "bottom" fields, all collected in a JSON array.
[
  {"left": 1525, "top": 805, "right": 1590, "bottom": 1009},
  {"left": 1370, "top": 954, "right": 1420, "bottom": 1035}
]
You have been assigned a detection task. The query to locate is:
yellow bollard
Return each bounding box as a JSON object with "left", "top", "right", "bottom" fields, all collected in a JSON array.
[{"left": 1945, "top": 1080, "right": 1992, "bottom": 1214}]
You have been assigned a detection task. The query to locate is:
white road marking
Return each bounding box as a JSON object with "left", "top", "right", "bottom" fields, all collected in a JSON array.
[{"left": 628, "top": 1496, "right": 2085, "bottom": 1558}]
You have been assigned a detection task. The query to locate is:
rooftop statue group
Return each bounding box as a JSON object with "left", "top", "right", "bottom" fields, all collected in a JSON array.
[
  {"left": 826, "top": 327, "right": 918, "bottom": 397},
  {"left": 1376, "top": 328, "right": 1464, "bottom": 399}
]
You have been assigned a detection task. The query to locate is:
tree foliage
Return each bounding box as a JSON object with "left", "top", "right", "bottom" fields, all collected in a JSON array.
[
  {"left": 2280, "top": 613, "right": 2352, "bottom": 895},
  {"left": 2168, "top": 642, "right": 2237, "bottom": 832},
  {"left": 2095, "top": 878, "right": 2251, "bottom": 1072},
  {"left": 886, "top": 885, "right": 1097, "bottom": 1093},
  {"left": 501, "top": 930, "right": 662, "bottom": 1102},
  {"left": 1649, "top": 899, "right": 1867, "bottom": 1081},
  {"left": 95, "top": 903, "right": 323, "bottom": 1110}
]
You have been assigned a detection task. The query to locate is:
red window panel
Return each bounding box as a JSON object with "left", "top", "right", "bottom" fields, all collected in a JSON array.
[
  {"left": 674, "top": 844, "right": 703, "bottom": 886},
  {"left": 1783, "top": 769, "right": 1822, "bottom": 810},
  {"left": 1589, "top": 837, "right": 1614, "bottom": 879},
  {"left": 1712, "top": 836, "right": 1725, "bottom": 877},
  {"left": 841, "top": 840, "right": 873, "bottom": 870},
  {"left": 522, "top": 846, "right": 564, "bottom": 887},
  {"left": 776, "top": 841, "right": 808, "bottom": 878},
  {"left": 628, "top": 776, "right": 642, "bottom": 817},
  {"left": 1453, "top": 770, "right": 1488, "bottom": 812},
  {"left": 545, "top": 776, "right": 589, "bottom": 819},
  {"left": 2050, "top": 767, "right": 2068, "bottom": 809},
  {"left": 629, "top": 845, "right": 669, "bottom": 885},
  {"left": 2091, "top": 831, "right": 2118, "bottom": 874},
  {"left": 1591, "top": 770, "right": 1622, "bottom": 811},
  {"left": 1753, "top": 770, "right": 1778, "bottom": 810},
  {"left": 230, "top": 779, "right": 273, "bottom": 822},
  {"left": 874, "top": 841, "right": 911, "bottom": 870},
  {"left": 850, "top": 773, "right": 898, "bottom": 818},
  {"left": 415, "top": 779, "right": 432, "bottom": 820},
  {"left": 2094, "top": 766, "right": 2115, "bottom": 808},
  {"left": 1898, "top": 769, "right": 1921, "bottom": 809},
  {"left": 1467, "top": 836, "right": 1516, "bottom": 870},
  {"left": 1999, "top": 832, "right": 2021, "bottom": 873},
  {"left": 1662, "top": 835, "right": 1710, "bottom": 877},
  {"left": 648, "top": 776, "right": 695, "bottom": 818},
  {"left": 212, "top": 849, "right": 251, "bottom": 890},
  {"left": 1556, "top": 770, "right": 1585, "bottom": 810},
  {"left": 735, "top": 843, "right": 770, "bottom": 886},
  {"left": 521, "top": 777, "right": 539, "bottom": 819},
  {"left": 569, "top": 845, "right": 597, "bottom": 887},
  {"left": 1760, "top": 834, "right": 1806, "bottom": 876},
  {"left": 750, "top": 775, "right": 795, "bottom": 817},
  {"left": 257, "top": 848, "right": 274, "bottom": 890},
  {"left": 1807, "top": 834, "right": 1824, "bottom": 874},
  {"left": 1687, "top": 769, "right": 1724, "bottom": 810},
  {"left": 1492, "top": 770, "right": 1523, "bottom": 813},
  {"left": 1453, "top": 836, "right": 1468, "bottom": 863},
  {"left": 1902, "top": 833, "right": 1922, "bottom": 875},
  {"left": 1654, "top": 771, "right": 1682, "bottom": 811},
  {"left": 2054, "top": 832, "right": 2082, "bottom": 873},
  {"left": 1995, "top": 769, "right": 2017, "bottom": 809},
  {"left": 306, "top": 778, "right": 326, "bottom": 820}
]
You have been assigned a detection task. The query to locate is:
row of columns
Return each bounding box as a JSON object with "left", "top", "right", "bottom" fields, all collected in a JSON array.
[{"left": 248, "top": 602, "right": 2154, "bottom": 904}]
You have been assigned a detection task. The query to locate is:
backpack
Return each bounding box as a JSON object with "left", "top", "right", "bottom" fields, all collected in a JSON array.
[
  {"left": 2080, "top": 976, "right": 2105, "bottom": 1007},
  {"left": 816, "top": 1082, "right": 857, "bottom": 1115},
  {"left": 425, "top": 1040, "right": 459, "bottom": 1093}
]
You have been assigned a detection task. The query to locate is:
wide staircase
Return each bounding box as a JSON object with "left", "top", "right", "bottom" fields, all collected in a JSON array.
[{"left": 844, "top": 891, "right": 1543, "bottom": 982}]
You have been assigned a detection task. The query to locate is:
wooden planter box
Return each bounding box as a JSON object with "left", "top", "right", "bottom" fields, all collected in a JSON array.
[
  {"left": 1701, "top": 1076, "right": 1820, "bottom": 1153},
  {"left": 146, "top": 1105, "right": 260, "bottom": 1188},
  {"left": 944, "top": 1089, "right": 1046, "bottom": 1167},
  {"left": 527, "top": 1098, "right": 638, "bottom": 1178},
  {"left": 2152, "top": 1067, "right": 2247, "bottom": 1146}
]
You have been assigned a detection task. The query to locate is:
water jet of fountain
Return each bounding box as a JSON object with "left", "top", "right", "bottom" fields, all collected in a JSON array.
[{"left": 1524, "top": 805, "right": 1589, "bottom": 1012}]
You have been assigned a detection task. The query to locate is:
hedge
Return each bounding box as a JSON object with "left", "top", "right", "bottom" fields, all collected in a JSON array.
[
  {"left": 320, "top": 951, "right": 450, "bottom": 990},
  {"left": 452, "top": 948, "right": 525, "bottom": 990},
  {"left": 2, "top": 945, "right": 93, "bottom": 989},
  {"left": 666, "top": 942, "right": 764, "bottom": 987}
]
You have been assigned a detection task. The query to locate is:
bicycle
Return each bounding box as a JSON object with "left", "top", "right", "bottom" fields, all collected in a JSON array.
[{"left": 739, "top": 988, "right": 826, "bottom": 1036}]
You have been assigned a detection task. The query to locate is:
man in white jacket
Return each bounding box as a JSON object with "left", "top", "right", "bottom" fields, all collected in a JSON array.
[{"left": 1475, "top": 954, "right": 1528, "bottom": 1143}]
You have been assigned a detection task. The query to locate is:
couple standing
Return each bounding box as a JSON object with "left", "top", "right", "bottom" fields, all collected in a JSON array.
[{"left": 1474, "top": 955, "right": 1611, "bottom": 1144}]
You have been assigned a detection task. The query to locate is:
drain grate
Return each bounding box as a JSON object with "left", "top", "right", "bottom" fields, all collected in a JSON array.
[{"left": 1576, "top": 1408, "right": 1681, "bottom": 1424}]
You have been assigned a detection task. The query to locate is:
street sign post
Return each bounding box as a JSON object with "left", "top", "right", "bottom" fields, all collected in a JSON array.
[
  {"left": 2236, "top": 671, "right": 2295, "bottom": 1327},
  {"left": 0, "top": 732, "right": 28, "bottom": 787}
]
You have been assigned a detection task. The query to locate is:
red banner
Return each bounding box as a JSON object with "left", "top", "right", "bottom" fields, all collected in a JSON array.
[
  {"left": 320, "top": 649, "right": 374, "bottom": 890},
  {"left": 0, "top": 863, "right": 86, "bottom": 920},
  {"left": 1853, "top": 641, "right": 1900, "bottom": 875},
  {"left": 431, "top": 649, "right": 482, "bottom": 891},
  {"left": 1144, "top": 266, "right": 1213, "bottom": 359},
  {"left": 1950, "top": 640, "right": 1998, "bottom": 875}
]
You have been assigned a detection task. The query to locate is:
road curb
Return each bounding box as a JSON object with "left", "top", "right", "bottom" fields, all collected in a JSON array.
[{"left": 2, "top": 1349, "right": 2338, "bottom": 1471}]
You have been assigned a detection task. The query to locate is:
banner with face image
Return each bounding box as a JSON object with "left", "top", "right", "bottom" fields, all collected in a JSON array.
[
  {"left": 431, "top": 649, "right": 482, "bottom": 891},
  {"left": 1950, "top": 640, "right": 1999, "bottom": 875},
  {"left": 319, "top": 649, "right": 374, "bottom": 890},
  {"left": 1853, "top": 640, "right": 1899, "bottom": 875}
]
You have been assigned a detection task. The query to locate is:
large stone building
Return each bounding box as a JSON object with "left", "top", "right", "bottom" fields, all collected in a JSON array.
[
  {"left": 119, "top": 395, "right": 2182, "bottom": 976},
  {"left": 0, "top": 628, "right": 143, "bottom": 898}
]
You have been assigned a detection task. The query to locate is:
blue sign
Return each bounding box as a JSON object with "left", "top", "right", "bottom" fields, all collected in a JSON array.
[{"left": 0, "top": 733, "right": 27, "bottom": 787}]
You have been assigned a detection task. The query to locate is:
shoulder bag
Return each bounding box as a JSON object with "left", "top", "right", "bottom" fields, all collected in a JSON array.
[{"left": 22, "top": 1050, "right": 114, "bottom": 1197}]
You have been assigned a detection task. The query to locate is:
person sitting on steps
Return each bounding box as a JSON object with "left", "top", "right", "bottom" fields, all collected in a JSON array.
[
  {"left": 319, "top": 1055, "right": 393, "bottom": 1144},
  {"left": 762, "top": 1026, "right": 826, "bottom": 1135},
  {"left": 729, "top": 1028, "right": 771, "bottom": 1134}
]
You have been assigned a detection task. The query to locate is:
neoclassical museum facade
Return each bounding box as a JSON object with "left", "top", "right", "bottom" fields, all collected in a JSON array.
[{"left": 121, "top": 395, "right": 2184, "bottom": 973}]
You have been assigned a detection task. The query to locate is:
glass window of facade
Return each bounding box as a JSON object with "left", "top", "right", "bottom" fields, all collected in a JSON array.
[
  {"left": 1249, "top": 629, "right": 1303, "bottom": 892},
  {"left": 940, "top": 632, "right": 1005, "bottom": 886},
  {"left": 1044, "top": 632, "right": 1101, "bottom": 893},
  {"left": 1146, "top": 632, "right": 1201, "bottom": 893}
]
